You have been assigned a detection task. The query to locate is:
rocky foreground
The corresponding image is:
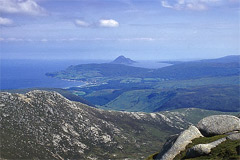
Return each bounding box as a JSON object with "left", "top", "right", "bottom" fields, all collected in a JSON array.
[
  {"left": 150, "top": 115, "right": 240, "bottom": 160},
  {"left": 1, "top": 90, "right": 239, "bottom": 160},
  {"left": 0, "top": 90, "right": 193, "bottom": 160}
]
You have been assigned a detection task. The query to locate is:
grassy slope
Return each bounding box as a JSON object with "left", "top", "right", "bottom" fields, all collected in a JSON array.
[
  {"left": 103, "top": 89, "right": 173, "bottom": 112},
  {"left": 156, "top": 85, "right": 240, "bottom": 112},
  {"left": 76, "top": 75, "right": 239, "bottom": 106},
  {"left": 103, "top": 85, "right": 240, "bottom": 112},
  {"left": 148, "top": 135, "right": 240, "bottom": 160},
  {"left": 154, "top": 76, "right": 240, "bottom": 89},
  {"left": 150, "top": 62, "right": 239, "bottom": 80},
  {"left": 5, "top": 77, "right": 239, "bottom": 113}
]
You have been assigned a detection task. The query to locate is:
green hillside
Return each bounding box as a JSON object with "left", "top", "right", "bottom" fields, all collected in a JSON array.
[
  {"left": 150, "top": 62, "right": 239, "bottom": 80},
  {"left": 46, "top": 63, "right": 151, "bottom": 84},
  {"left": 70, "top": 76, "right": 239, "bottom": 107},
  {"left": 102, "top": 85, "right": 240, "bottom": 112}
]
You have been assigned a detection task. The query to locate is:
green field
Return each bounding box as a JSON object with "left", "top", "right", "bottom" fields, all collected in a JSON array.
[
  {"left": 101, "top": 85, "right": 240, "bottom": 112},
  {"left": 67, "top": 76, "right": 240, "bottom": 112}
]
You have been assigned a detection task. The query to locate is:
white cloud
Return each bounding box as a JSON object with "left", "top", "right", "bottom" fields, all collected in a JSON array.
[
  {"left": 99, "top": 19, "right": 119, "bottom": 28},
  {"left": 161, "top": 0, "right": 223, "bottom": 11},
  {"left": 41, "top": 38, "right": 48, "bottom": 42},
  {"left": 0, "top": 37, "right": 160, "bottom": 42},
  {"left": 0, "top": 0, "right": 46, "bottom": 15},
  {"left": 75, "top": 20, "right": 90, "bottom": 27},
  {"left": 74, "top": 19, "right": 120, "bottom": 28},
  {"left": 161, "top": 1, "right": 173, "bottom": 8},
  {"left": 6, "top": 38, "right": 23, "bottom": 41},
  {"left": 0, "top": 17, "right": 13, "bottom": 25},
  {"left": 120, "top": 38, "right": 156, "bottom": 41},
  {"left": 57, "top": 37, "right": 155, "bottom": 41}
]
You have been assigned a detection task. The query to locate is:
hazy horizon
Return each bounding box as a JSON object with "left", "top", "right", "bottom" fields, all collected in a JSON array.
[{"left": 0, "top": 54, "right": 238, "bottom": 61}]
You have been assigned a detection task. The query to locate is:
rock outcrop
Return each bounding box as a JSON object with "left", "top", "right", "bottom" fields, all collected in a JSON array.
[
  {"left": 227, "top": 133, "right": 240, "bottom": 141},
  {"left": 155, "top": 126, "right": 203, "bottom": 160},
  {"left": 186, "top": 137, "right": 226, "bottom": 158},
  {"left": 197, "top": 115, "right": 240, "bottom": 136},
  {"left": 186, "top": 132, "right": 240, "bottom": 158},
  {"left": 154, "top": 115, "right": 240, "bottom": 160}
]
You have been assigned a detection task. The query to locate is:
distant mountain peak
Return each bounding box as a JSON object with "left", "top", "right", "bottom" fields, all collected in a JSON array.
[{"left": 111, "top": 55, "right": 136, "bottom": 65}]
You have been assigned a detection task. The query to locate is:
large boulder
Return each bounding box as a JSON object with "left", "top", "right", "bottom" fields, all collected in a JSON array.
[
  {"left": 197, "top": 115, "right": 240, "bottom": 136},
  {"left": 155, "top": 125, "right": 203, "bottom": 160}
]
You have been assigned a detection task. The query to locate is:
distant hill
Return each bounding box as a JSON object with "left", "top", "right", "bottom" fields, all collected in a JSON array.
[
  {"left": 151, "top": 59, "right": 239, "bottom": 80},
  {"left": 110, "top": 55, "right": 136, "bottom": 65},
  {"left": 198, "top": 55, "right": 240, "bottom": 63},
  {"left": 159, "top": 55, "right": 240, "bottom": 64},
  {"left": 46, "top": 55, "right": 240, "bottom": 83},
  {"left": 46, "top": 63, "right": 150, "bottom": 83}
]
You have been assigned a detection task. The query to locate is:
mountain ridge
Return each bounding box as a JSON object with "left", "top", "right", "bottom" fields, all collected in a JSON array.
[
  {"left": 1, "top": 90, "right": 239, "bottom": 159},
  {"left": 0, "top": 90, "right": 188, "bottom": 160},
  {"left": 158, "top": 55, "right": 240, "bottom": 64}
]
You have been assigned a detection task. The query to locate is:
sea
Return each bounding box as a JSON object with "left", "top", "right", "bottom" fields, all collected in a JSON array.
[{"left": 0, "top": 59, "right": 171, "bottom": 90}]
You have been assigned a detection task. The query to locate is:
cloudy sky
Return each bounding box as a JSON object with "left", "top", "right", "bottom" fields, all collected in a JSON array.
[{"left": 0, "top": 0, "right": 239, "bottom": 60}]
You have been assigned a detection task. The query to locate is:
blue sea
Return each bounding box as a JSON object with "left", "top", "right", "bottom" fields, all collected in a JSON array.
[{"left": 0, "top": 59, "right": 170, "bottom": 90}]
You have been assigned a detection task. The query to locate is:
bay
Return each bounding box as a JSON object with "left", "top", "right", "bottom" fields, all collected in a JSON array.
[{"left": 0, "top": 59, "right": 170, "bottom": 90}]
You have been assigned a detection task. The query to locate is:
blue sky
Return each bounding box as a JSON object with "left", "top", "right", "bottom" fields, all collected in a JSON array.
[{"left": 0, "top": 0, "right": 239, "bottom": 60}]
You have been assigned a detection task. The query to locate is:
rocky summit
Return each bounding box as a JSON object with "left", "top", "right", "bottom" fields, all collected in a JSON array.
[
  {"left": 0, "top": 90, "right": 193, "bottom": 160},
  {"left": 110, "top": 55, "right": 136, "bottom": 65}
]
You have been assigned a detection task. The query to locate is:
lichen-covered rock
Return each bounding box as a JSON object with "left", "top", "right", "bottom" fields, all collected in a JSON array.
[
  {"left": 227, "top": 133, "right": 240, "bottom": 140},
  {"left": 156, "top": 125, "right": 203, "bottom": 160},
  {"left": 186, "top": 137, "right": 226, "bottom": 158},
  {"left": 197, "top": 115, "right": 240, "bottom": 136},
  {"left": 187, "top": 144, "right": 212, "bottom": 157}
]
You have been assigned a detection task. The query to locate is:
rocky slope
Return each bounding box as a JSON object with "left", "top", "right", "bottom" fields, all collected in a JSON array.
[{"left": 0, "top": 90, "right": 193, "bottom": 160}]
